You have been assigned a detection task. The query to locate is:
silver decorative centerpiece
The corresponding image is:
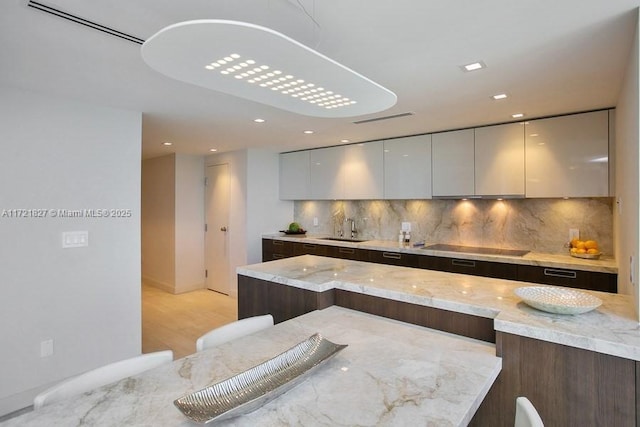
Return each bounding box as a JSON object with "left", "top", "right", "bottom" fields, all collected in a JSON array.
[{"left": 174, "top": 333, "right": 347, "bottom": 424}]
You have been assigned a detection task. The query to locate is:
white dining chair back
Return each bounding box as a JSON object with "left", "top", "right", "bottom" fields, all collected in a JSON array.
[
  {"left": 515, "top": 396, "right": 544, "bottom": 427},
  {"left": 196, "top": 314, "right": 274, "bottom": 352},
  {"left": 33, "top": 350, "right": 173, "bottom": 409}
]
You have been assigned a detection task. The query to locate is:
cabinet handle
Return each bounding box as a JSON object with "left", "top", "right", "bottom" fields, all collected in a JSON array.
[
  {"left": 543, "top": 268, "right": 577, "bottom": 279},
  {"left": 303, "top": 244, "right": 316, "bottom": 250},
  {"left": 452, "top": 259, "right": 476, "bottom": 268},
  {"left": 273, "top": 240, "right": 284, "bottom": 246},
  {"left": 273, "top": 254, "right": 286, "bottom": 259},
  {"left": 339, "top": 248, "right": 355, "bottom": 254},
  {"left": 382, "top": 252, "right": 401, "bottom": 260}
]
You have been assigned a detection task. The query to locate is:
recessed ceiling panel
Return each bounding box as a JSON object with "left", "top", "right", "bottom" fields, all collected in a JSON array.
[{"left": 141, "top": 20, "right": 397, "bottom": 118}]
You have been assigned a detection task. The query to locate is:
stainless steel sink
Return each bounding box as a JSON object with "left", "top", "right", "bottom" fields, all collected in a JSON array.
[{"left": 320, "top": 237, "right": 368, "bottom": 243}]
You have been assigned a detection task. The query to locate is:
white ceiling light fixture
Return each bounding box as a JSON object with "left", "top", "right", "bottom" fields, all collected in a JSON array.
[
  {"left": 492, "top": 93, "right": 508, "bottom": 100},
  {"left": 162, "top": 142, "right": 173, "bottom": 146},
  {"left": 253, "top": 118, "right": 266, "bottom": 123},
  {"left": 512, "top": 113, "right": 525, "bottom": 118},
  {"left": 303, "top": 130, "right": 314, "bottom": 134},
  {"left": 461, "top": 61, "right": 486, "bottom": 72},
  {"left": 141, "top": 20, "right": 397, "bottom": 118}
]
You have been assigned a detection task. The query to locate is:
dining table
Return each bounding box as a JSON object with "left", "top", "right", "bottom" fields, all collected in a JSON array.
[{"left": 1, "top": 306, "right": 501, "bottom": 426}]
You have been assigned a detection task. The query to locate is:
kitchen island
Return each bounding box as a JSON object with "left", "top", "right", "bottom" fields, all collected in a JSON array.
[
  {"left": 0, "top": 307, "right": 500, "bottom": 427},
  {"left": 237, "top": 255, "right": 640, "bottom": 426}
]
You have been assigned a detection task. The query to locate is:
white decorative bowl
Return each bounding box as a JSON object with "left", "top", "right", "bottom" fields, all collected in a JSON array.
[{"left": 514, "top": 286, "right": 602, "bottom": 315}]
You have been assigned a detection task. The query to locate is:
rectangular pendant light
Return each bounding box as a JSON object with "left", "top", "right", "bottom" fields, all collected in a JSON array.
[{"left": 141, "top": 20, "right": 397, "bottom": 118}]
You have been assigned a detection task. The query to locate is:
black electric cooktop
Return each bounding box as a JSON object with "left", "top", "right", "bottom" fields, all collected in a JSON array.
[{"left": 424, "top": 244, "right": 529, "bottom": 257}]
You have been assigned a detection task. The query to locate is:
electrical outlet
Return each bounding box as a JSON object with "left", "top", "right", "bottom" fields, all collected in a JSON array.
[
  {"left": 40, "top": 339, "right": 54, "bottom": 358},
  {"left": 313, "top": 217, "right": 319, "bottom": 227},
  {"left": 401, "top": 222, "right": 411, "bottom": 232},
  {"left": 630, "top": 256, "right": 635, "bottom": 287},
  {"left": 569, "top": 229, "right": 579, "bottom": 242}
]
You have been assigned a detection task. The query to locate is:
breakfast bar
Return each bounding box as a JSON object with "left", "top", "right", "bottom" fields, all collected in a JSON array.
[
  {"left": 0, "top": 307, "right": 500, "bottom": 427},
  {"left": 237, "top": 255, "right": 640, "bottom": 426}
]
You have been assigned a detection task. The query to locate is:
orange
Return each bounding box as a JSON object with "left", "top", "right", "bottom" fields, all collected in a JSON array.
[
  {"left": 570, "top": 238, "right": 580, "bottom": 248},
  {"left": 570, "top": 247, "right": 578, "bottom": 253},
  {"left": 576, "top": 248, "right": 587, "bottom": 254},
  {"left": 587, "top": 248, "right": 599, "bottom": 254},
  {"left": 585, "top": 240, "right": 598, "bottom": 250},
  {"left": 575, "top": 241, "right": 586, "bottom": 250}
]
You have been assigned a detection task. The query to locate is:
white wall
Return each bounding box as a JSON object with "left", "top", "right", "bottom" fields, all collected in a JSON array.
[
  {"left": 205, "top": 149, "right": 293, "bottom": 297},
  {"left": 175, "top": 154, "right": 205, "bottom": 293},
  {"left": 614, "top": 8, "right": 640, "bottom": 320},
  {"left": 141, "top": 154, "right": 176, "bottom": 292},
  {"left": 0, "top": 86, "right": 142, "bottom": 415},
  {"left": 246, "top": 149, "right": 294, "bottom": 264}
]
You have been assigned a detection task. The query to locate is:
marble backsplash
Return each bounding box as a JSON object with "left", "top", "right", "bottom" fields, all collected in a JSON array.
[{"left": 294, "top": 198, "right": 614, "bottom": 255}]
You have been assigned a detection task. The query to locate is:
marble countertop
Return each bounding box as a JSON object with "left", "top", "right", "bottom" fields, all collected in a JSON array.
[
  {"left": 2, "top": 307, "right": 501, "bottom": 427},
  {"left": 237, "top": 255, "right": 640, "bottom": 361},
  {"left": 262, "top": 233, "right": 618, "bottom": 274}
]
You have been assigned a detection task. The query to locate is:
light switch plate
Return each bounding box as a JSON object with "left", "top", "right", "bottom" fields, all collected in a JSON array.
[
  {"left": 62, "top": 231, "right": 89, "bottom": 248},
  {"left": 401, "top": 222, "right": 411, "bottom": 232}
]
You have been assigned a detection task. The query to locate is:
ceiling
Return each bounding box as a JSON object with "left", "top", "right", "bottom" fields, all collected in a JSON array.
[{"left": 1, "top": 0, "right": 638, "bottom": 159}]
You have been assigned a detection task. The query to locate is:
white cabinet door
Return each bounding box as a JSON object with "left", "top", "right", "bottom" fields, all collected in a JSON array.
[
  {"left": 279, "top": 151, "right": 310, "bottom": 200},
  {"left": 525, "top": 110, "right": 609, "bottom": 198},
  {"left": 432, "top": 129, "right": 475, "bottom": 197},
  {"left": 384, "top": 135, "right": 432, "bottom": 199},
  {"left": 342, "top": 141, "right": 384, "bottom": 199},
  {"left": 475, "top": 123, "right": 525, "bottom": 196},
  {"left": 310, "top": 146, "right": 344, "bottom": 199}
]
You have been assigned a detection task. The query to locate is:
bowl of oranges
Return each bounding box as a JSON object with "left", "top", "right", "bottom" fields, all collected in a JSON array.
[{"left": 569, "top": 239, "right": 601, "bottom": 259}]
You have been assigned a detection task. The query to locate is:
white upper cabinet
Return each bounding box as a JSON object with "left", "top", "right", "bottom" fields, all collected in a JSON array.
[
  {"left": 342, "top": 141, "right": 384, "bottom": 199},
  {"left": 525, "top": 110, "right": 609, "bottom": 198},
  {"left": 384, "top": 135, "right": 432, "bottom": 199},
  {"left": 432, "top": 129, "right": 475, "bottom": 197},
  {"left": 474, "top": 123, "right": 525, "bottom": 197},
  {"left": 309, "top": 146, "right": 344, "bottom": 200},
  {"left": 279, "top": 151, "right": 310, "bottom": 200}
]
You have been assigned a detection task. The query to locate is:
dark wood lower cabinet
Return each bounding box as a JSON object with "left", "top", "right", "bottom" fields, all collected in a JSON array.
[
  {"left": 334, "top": 290, "right": 495, "bottom": 343},
  {"left": 325, "top": 245, "right": 370, "bottom": 261},
  {"left": 367, "top": 250, "right": 419, "bottom": 267},
  {"left": 292, "top": 242, "right": 328, "bottom": 257},
  {"left": 470, "top": 332, "right": 637, "bottom": 427},
  {"left": 516, "top": 264, "right": 617, "bottom": 293},
  {"left": 419, "top": 255, "right": 518, "bottom": 280},
  {"left": 238, "top": 275, "right": 334, "bottom": 324}
]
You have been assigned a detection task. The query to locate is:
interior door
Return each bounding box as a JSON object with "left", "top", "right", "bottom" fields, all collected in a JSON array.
[{"left": 205, "top": 164, "right": 230, "bottom": 294}]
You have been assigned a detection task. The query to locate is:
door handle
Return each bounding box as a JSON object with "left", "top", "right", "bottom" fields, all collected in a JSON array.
[{"left": 220, "top": 226, "right": 228, "bottom": 232}]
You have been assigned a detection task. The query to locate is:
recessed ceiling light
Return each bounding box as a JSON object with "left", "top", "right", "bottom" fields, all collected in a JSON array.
[
  {"left": 253, "top": 118, "right": 265, "bottom": 123},
  {"left": 162, "top": 142, "right": 173, "bottom": 146},
  {"left": 142, "top": 20, "right": 397, "bottom": 118},
  {"left": 512, "top": 113, "right": 525, "bottom": 118},
  {"left": 340, "top": 139, "right": 350, "bottom": 143},
  {"left": 492, "top": 93, "right": 508, "bottom": 100},
  {"left": 209, "top": 148, "right": 218, "bottom": 152},
  {"left": 461, "top": 61, "right": 486, "bottom": 72},
  {"left": 303, "top": 130, "right": 314, "bottom": 134}
]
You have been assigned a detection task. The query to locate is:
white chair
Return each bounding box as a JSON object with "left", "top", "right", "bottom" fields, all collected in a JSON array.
[
  {"left": 515, "top": 396, "right": 544, "bottom": 427},
  {"left": 196, "top": 314, "right": 274, "bottom": 352},
  {"left": 33, "top": 350, "right": 173, "bottom": 409}
]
